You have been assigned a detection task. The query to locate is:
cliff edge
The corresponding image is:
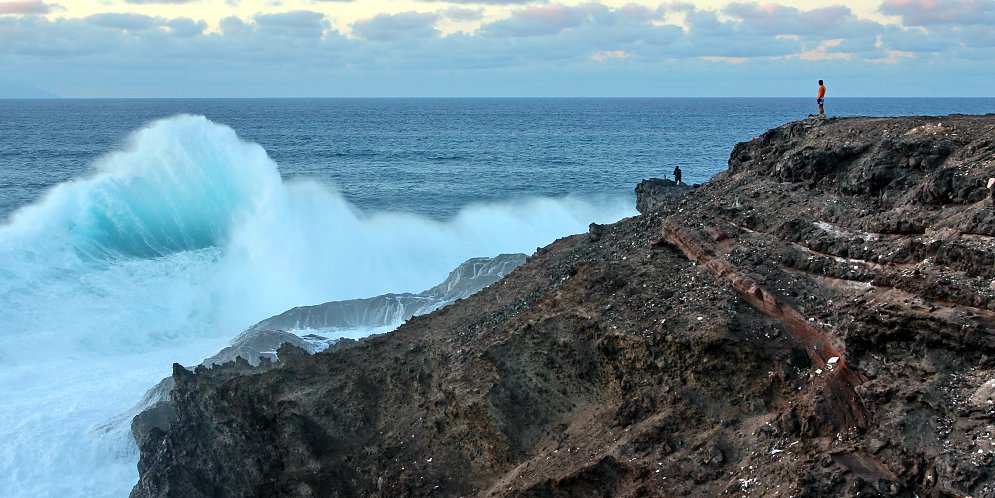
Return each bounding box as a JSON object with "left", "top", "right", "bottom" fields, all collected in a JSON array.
[{"left": 133, "top": 115, "right": 995, "bottom": 498}]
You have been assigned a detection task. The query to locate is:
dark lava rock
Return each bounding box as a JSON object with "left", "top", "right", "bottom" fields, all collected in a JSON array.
[
  {"left": 251, "top": 254, "right": 527, "bottom": 332},
  {"left": 132, "top": 115, "right": 995, "bottom": 498},
  {"left": 634, "top": 178, "right": 693, "bottom": 214},
  {"left": 124, "top": 254, "right": 527, "bottom": 450}
]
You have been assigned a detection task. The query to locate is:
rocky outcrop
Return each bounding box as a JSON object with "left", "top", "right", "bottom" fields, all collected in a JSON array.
[
  {"left": 127, "top": 254, "right": 525, "bottom": 449},
  {"left": 249, "top": 254, "right": 527, "bottom": 333},
  {"left": 634, "top": 178, "right": 693, "bottom": 214},
  {"left": 133, "top": 115, "right": 995, "bottom": 498}
]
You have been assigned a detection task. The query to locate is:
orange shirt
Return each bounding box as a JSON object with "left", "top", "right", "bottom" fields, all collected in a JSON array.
[{"left": 818, "top": 85, "right": 826, "bottom": 99}]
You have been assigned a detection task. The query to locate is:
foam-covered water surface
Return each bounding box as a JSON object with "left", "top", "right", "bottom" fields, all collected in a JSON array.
[{"left": 0, "top": 115, "right": 634, "bottom": 496}]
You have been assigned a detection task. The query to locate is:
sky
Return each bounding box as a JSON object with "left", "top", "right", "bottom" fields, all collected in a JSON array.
[{"left": 0, "top": 0, "right": 992, "bottom": 97}]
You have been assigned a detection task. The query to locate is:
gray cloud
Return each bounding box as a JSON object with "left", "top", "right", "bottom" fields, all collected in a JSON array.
[
  {"left": 482, "top": 5, "right": 588, "bottom": 37},
  {"left": 0, "top": 2, "right": 911, "bottom": 65},
  {"left": 656, "top": 2, "right": 895, "bottom": 60},
  {"left": 219, "top": 15, "right": 248, "bottom": 35},
  {"left": 880, "top": 0, "right": 995, "bottom": 27},
  {"left": 352, "top": 11, "right": 439, "bottom": 42},
  {"left": 167, "top": 17, "right": 207, "bottom": 37},
  {"left": 252, "top": 10, "right": 329, "bottom": 37},
  {"left": 86, "top": 13, "right": 159, "bottom": 30},
  {"left": 724, "top": 3, "right": 857, "bottom": 35},
  {"left": 124, "top": 0, "right": 196, "bottom": 4},
  {"left": 479, "top": 3, "right": 661, "bottom": 39},
  {"left": 442, "top": 7, "right": 483, "bottom": 21},
  {"left": 0, "top": 1, "right": 990, "bottom": 97},
  {"left": 419, "top": 0, "right": 539, "bottom": 4},
  {"left": 0, "top": 0, "right": 51, "bottom": 15}
]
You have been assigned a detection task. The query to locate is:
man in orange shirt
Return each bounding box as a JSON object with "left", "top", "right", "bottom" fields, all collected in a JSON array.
[{"left": 817, "top": 80, "right": 826, "bottom": 116}]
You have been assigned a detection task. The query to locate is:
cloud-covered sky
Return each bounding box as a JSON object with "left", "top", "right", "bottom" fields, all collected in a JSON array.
[{"left": 0, "top": 0, "right": 991, "bottom": 97}]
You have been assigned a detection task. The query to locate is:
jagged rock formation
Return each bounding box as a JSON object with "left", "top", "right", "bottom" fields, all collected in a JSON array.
[
  {"left": 126, "top": 254, "right": 525, "bottom": 447},
  {"left": 132, "top": 115, "right": 995, "bottom": 498},
  {"left": 250, "top": 254, "right": 527, "bottom": 333},
  {"left": 634, "top": 178, "right": 694, "bottom": 215}
]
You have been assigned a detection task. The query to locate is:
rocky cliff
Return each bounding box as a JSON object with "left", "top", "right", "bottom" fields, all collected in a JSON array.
[{"left": 132, "top": 115, "right": 995, "bottom": 498}]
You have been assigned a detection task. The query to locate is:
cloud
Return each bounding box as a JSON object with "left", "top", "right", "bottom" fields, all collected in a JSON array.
[
  {"left": 86, "top": 13, "right": 159, "bottom": 30},
  {"left": 252, "top": 10, "right": 329, "bottom": 37},
  {"left": 590, "top": 49, "right": 627, "bottom": 62},
  {"left": 0, "top": 2, "right": 909, "bottom": 67},
  {"left": 442, "top": 7, "right": 483, "bottom": 21},
  {"left": 652, "top": 2, "right": 900, "bottom": 60},
  {"left": 0, "top": 1, "right": 991, "bottom": 97},
  {"left": 419, "top": 0, "right": 538, "bottom": 4},
  {"left": 84, "top": 14, "right": 205, "bottom": 38},
  {"left": 874, "top": 26, "right": 952, "bottom": 53},
  {"left": 352, "top": 11, "right": 439, "bottom": 42},
  {"left": 483, "top": 5, "right": 588, "bottom": 37},
  {"left": 0, "top": 0, "right": 51, "bottom": 15},
  {"left": 124, "top": 0, "right": 196, "bottom": 4},
  {"left": 880, "top": 0, "right": 995, "bottom": 27},
  {"left": 167, "top": 17, "right": 207, "bottom": 37},
  {"left": 724, "top": 3, "right": 857, "bottom": 35}
]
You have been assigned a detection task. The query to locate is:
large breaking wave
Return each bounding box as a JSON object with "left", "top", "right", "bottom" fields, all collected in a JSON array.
[{"left": 0, "top": 115, "right": 635, "bottom": 496}]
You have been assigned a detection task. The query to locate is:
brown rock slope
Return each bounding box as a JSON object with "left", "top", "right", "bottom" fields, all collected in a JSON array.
[{"left": 133, "top": 115, "right": 995, "bottom": 498}]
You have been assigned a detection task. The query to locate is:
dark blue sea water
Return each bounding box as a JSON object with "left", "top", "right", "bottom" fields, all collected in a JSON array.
[
  {"left": 4, "top": 98, "right": 992, "bottom": 221},
  {"left": 0, "top": 97, "right": 993, "bottom": 498}
]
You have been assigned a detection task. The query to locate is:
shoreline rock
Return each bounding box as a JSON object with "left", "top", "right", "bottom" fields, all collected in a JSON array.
[
  {"left": 634, "top": 177, "right": 694, "bottom": 215},
  {"left": 125, "top": 254, "right": 526, "bottom": 449}
]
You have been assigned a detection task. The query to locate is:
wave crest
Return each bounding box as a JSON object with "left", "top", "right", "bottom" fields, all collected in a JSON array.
[{"left": 5, "top": 115, "right": 279, "bottom": 259}]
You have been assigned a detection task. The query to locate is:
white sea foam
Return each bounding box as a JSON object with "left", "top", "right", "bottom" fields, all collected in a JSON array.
[{"left": 0, "top": 115, "right": 635, "bottom": 496}]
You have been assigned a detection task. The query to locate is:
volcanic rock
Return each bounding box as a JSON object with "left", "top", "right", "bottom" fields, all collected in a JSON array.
[
  {"left": 126, "top": 254, "right": 525, "bottom": 446},
  {"left": 634, "top": 178, "right": 693, "bottom": 215},
  {"left": 250, "top": 254, "right": 527, "bottom": 333},
  {"left": 132, "top": 115, "right": 995, "bottom": 498}
]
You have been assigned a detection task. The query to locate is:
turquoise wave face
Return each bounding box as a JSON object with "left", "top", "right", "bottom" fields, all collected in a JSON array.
[{"left": 26, "top": 115, "right": 282, "bottom": 260}]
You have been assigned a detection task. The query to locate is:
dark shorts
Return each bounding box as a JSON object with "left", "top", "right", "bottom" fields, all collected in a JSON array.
[{"left": 817, "top": 98, "right": 825, "bottom": 105}]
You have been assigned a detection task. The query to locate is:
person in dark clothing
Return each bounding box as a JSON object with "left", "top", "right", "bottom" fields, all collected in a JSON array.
[{"left": 674, "top": 165, "right": 682, "bottom": 185}]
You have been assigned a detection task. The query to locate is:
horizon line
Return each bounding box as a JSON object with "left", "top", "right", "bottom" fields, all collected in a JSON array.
[{"left": 2, "top": 96, "right": 995, "bottom": 100}]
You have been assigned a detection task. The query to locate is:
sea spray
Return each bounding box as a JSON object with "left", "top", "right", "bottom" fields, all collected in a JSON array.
[{"left": 0, "top": 115, "right": 635, "bottom": 497}]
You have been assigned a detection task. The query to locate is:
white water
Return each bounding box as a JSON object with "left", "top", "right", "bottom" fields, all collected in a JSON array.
[{"left": 0, "top": 115, "right": 635, "bottom": 496}]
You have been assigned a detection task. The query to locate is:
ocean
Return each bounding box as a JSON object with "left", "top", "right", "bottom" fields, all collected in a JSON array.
[{"left": 1, "top": 98, "right": 993, "bottom": 496}]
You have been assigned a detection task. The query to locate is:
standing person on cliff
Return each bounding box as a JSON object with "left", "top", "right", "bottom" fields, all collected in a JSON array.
[
  {"left": 817, "top": 80, "right": 827, "bottom": 117},
  {"left": 674, "top": 165, "right": 682, "bottom": 185}
]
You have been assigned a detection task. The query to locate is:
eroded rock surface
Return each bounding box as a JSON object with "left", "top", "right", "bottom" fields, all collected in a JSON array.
[
  {"left": 250, "top": 254, "right": 527, "bottom": 333},
  {"left": 634, "top": 178, "right": 693, "bottom": 215},
  {"left": 127, "top": 254, "right": 525, "bottom": 449},
  {"left": 133, "top": 115, "right": 995, "bottom": 498}
]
